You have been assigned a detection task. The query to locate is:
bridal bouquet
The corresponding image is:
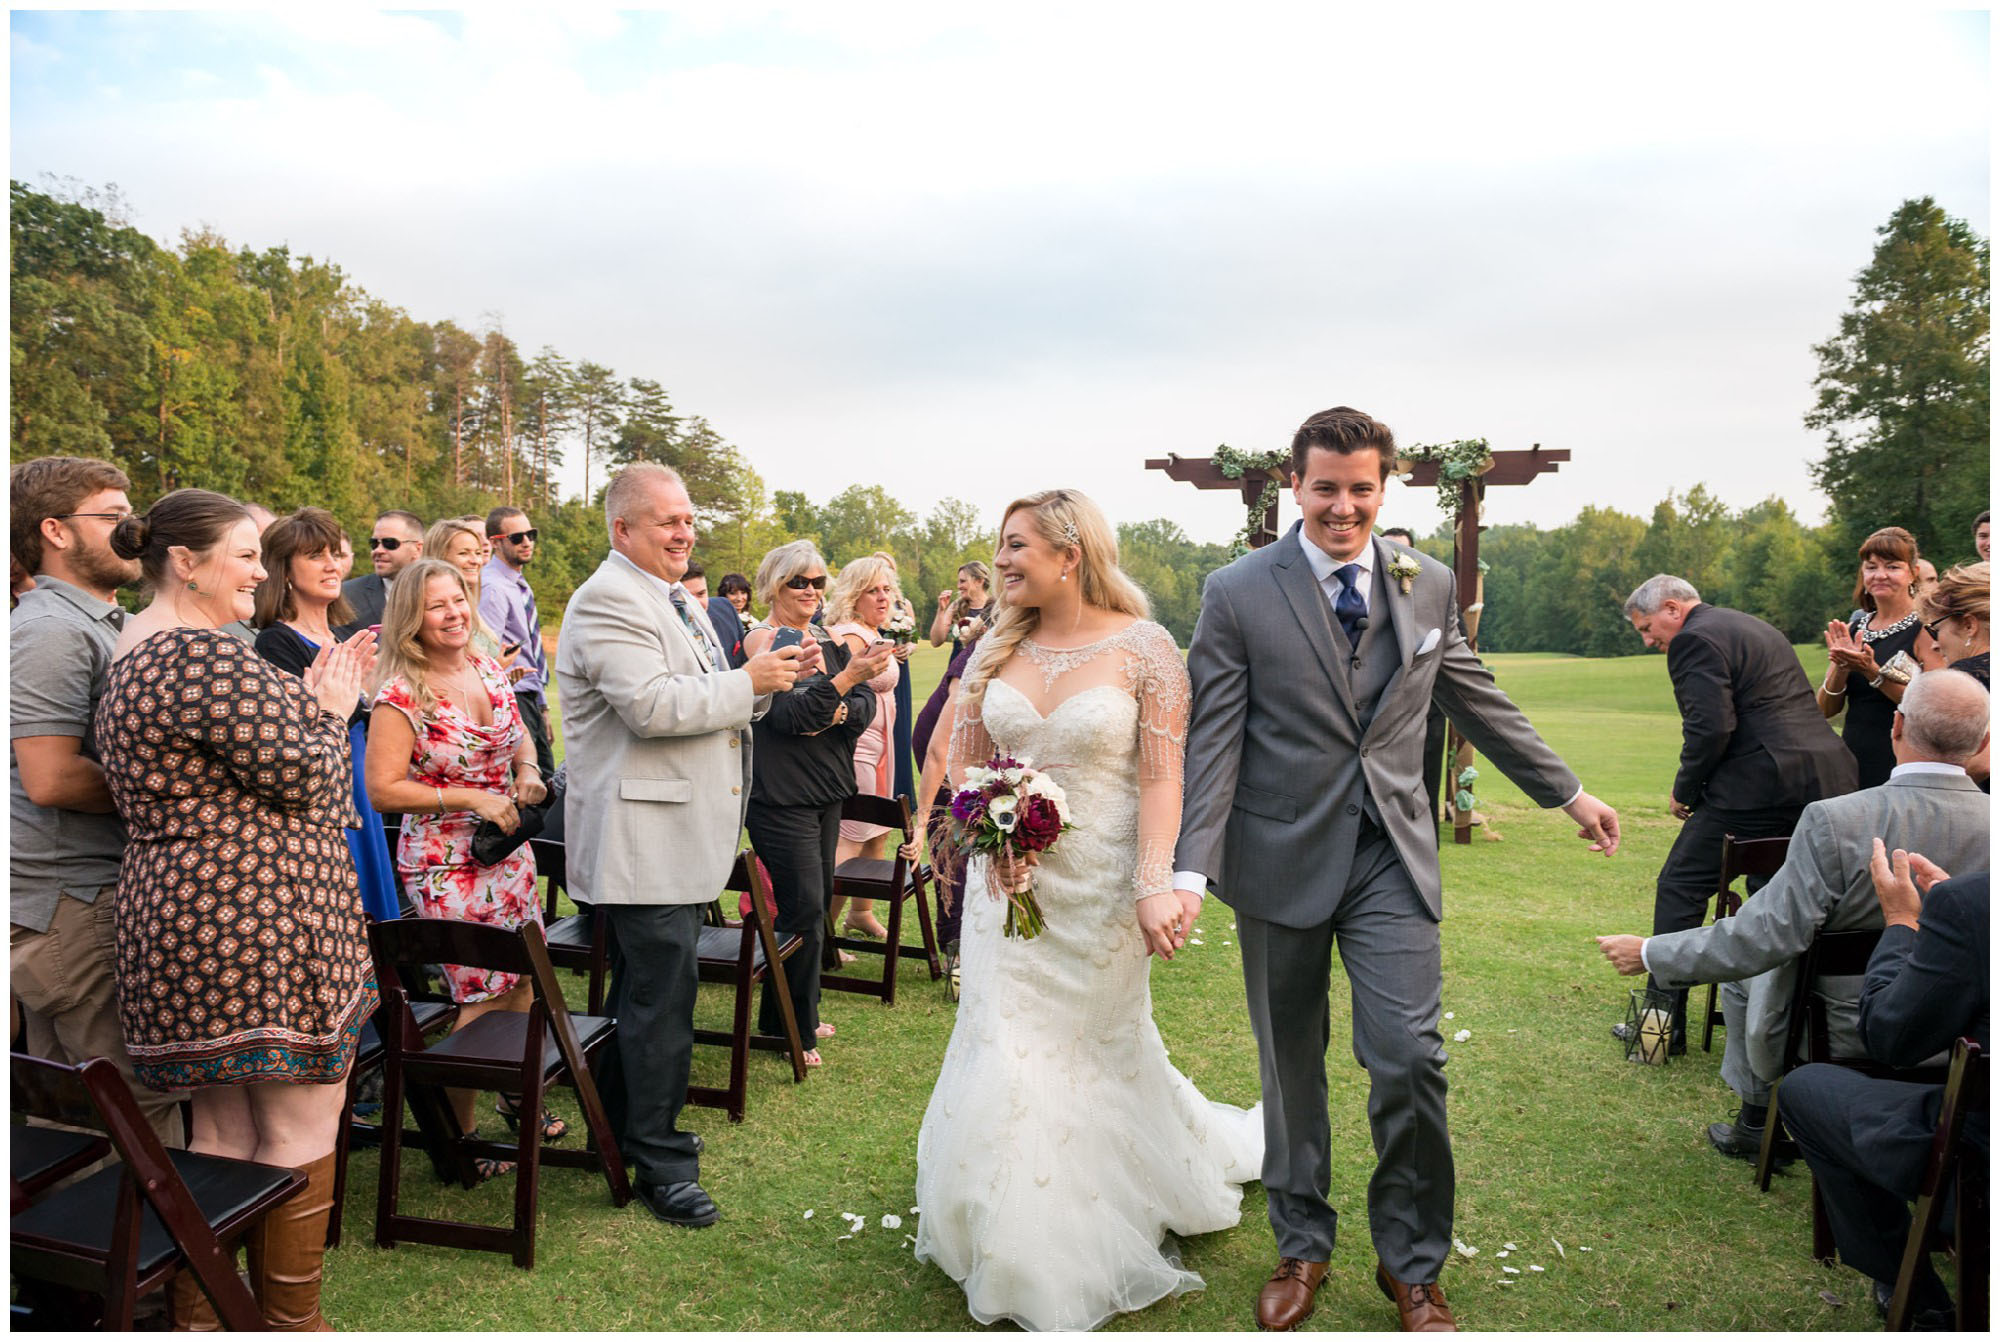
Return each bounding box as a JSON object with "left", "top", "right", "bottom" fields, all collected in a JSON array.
[{"left": 949, "top": 755, "right": 1072, "bottom": 939}]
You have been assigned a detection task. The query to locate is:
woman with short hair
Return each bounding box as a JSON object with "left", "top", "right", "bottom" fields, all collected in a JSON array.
[
  {"left": 740, "top": 541, "right": 891, "bottom": 1059},
  {"left": 251, "top": 507, "right": 401, "bottom": 922},
  {"left": 1918, "top": 560, "right": 1990, "bottom": 789}
]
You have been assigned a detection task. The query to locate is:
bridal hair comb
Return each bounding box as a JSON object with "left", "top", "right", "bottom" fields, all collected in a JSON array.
[{"left": 1059, "top": 518, "right": 1081, "bottom": 547}]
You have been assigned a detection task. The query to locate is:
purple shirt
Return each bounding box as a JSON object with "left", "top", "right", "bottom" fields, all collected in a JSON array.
[{"left": 478, "top": 557, "right": 547, "bottom": 696}]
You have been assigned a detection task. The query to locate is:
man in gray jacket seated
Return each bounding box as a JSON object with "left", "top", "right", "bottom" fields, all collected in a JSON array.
[{"left": 1595, "top": 669, "right": 1989, "bottom": 1159}]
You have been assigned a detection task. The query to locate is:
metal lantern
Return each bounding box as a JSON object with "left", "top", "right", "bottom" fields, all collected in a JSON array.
[{"left": 1623, "top": 986, "right": 1675, "bottom": 1065}]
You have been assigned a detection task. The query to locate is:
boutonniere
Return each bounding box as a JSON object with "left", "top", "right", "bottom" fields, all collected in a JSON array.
[{"left": 1387, "top": 550, "right": 1422, "bottom": 596}]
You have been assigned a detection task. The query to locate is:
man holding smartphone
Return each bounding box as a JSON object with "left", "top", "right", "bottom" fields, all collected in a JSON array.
[{"left": 481, "top": 505, "right": 556, "bottom": 777}]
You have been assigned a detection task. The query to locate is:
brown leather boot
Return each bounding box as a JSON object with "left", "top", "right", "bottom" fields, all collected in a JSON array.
[
  {"left": 169, "top": 1264, "right": 225, "bottom": 1331},
  {"left": 246, "top": 1150, "right": 338, "bottom": 1331},
  {"left": 1256, "top": 1257, "right": 1329, "bottom": 1330},
  {"left": 1376, "top": 1262, "right": 1457, "bottom": 1331}
]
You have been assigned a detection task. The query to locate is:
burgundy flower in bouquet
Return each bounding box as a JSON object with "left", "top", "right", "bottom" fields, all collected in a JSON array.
[{"left": 948, "top": 754, "right": 1073, "bottom": 939}]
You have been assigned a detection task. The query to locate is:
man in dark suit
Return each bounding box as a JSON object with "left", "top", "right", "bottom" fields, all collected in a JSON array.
[
  {"left": 340, "top": 508, "right": 424, "bottom": 631},
  {"left": 1615, "top": 575, "right": 1858, "bottom": 1051},
  {"left": 1173, "top": 406, "right": 1622, "bottom": 1331},
  {"left": 1781, "top": 852, "right": 1987, "bottom": 1327}
]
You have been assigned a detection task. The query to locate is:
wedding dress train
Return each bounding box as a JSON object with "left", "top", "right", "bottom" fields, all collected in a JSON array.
[{"left": 914, "top": 622, "right": 1262, "bottom": 1332}]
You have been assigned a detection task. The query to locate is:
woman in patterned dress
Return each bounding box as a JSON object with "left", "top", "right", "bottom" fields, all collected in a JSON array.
[
  {"left": 364, "top": 559, "right": 553, "bottom": 1161},
  {"left": 98, "top": 489, "right": 378, "bottom": 1331}
]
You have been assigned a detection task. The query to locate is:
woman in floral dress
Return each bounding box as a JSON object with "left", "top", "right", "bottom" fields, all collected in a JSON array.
[
  {"left": 97, "top": 489, "right": 377, "bottom": 1330},
  {"left": 364, "top": 559, "right": 552, "bottom": 1162}
]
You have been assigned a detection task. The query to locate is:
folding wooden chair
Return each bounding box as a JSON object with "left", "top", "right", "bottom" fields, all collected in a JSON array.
[
  {"left": 689, "top": 850, "right": 810, "bottom": 1122},
  {"left": 821, "top": 794, "right": 943, "bottom": 1005},
  {"left": 536, "top": 836, "right": 612, "bottom": 1015},
  {"left": 10, "top": 1053, "right": 306, "bottom": 1331},
  {"left": 328, "top": 996, "right": 457, "bottom": 1248},
  {"left": 1758, "top": 927, "right": 1885, "bottom": 1195},
  {"left": 369, "top": 918, "right": 630, "bottom": 1269},
  {"left": 1888, "top": 1038, "right": 1987, "bottom": 1332},
  {"left": 1703, "top": 834, "right": 1790, "bottom": 1052}
]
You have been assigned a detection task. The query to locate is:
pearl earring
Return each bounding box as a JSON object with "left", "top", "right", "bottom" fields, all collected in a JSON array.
[{"left": 1060, "top": 571, "right": 1068, "bottom": 582}]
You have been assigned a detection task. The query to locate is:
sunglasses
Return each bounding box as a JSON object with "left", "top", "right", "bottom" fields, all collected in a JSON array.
[
  {"left": 56, "top": 511, "right": 134, "bottom": 524},
  {"left": 369, "top": 536, "right": 409, "bottom": 551},
  {"left": 492, "top": 529, "right": 538, "bottom": 545},
  {"left": 1922, "top": 616, "right": 1951, "bottom": 642},
  {"left": 784, "top": 574, "right": 829, "bottom": 591}
]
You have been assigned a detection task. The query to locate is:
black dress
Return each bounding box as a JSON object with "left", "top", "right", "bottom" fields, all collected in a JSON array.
[
  {"left": 1839, "top": 611, "right": 1922, "bottom": 789},
  {"left": 1950, "top": 651, "right": 1990, "bottom": 794},
  {"left": 741, "top": 625, "right": 877, "bottom": 1040}
]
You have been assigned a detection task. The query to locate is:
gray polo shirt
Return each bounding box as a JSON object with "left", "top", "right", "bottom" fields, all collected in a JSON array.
[{"left": 10, "top": 576, "right": 128, "bottom": 931}]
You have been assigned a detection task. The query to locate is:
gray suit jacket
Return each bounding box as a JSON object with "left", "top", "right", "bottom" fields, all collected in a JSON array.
[
  {"left": 1644, "top": 770, "right": 1989, "bottom": 1081},
  {"left": 340, "top": 573, "right": 387, "bottom": 633},
  {"left": 1175, "top": 527, "right": 1579, "bottom": 925},
  {"left": 554, "top": 555, "right": 763, "bottom": 907}
]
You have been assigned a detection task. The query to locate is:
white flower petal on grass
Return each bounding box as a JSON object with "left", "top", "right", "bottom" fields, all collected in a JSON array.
[
  {"left": 1453, "top": 1029, "right": 1471, "bottom": 1042},
  {"left": 803, "top": 1209, "right": 814, "bottom": 1219},
  {"left": 1495, "top": 1250, "right": 1509, "bottom": 1259},
  {"left": 1444, "top": 1012, "right": 1455, "bottom": 1020},
  {"left": 1502, "top": 1265, "right": 1520, "bottom": 1275},
  {"left": 911, "top": 1206, "right": 920, "bottom": 1215},
  {"left": 1452, "top": 1238, "right": 1479, "bottom": 1258},
  {"left": 1529, "top": 1265, "right": 1544, "bottom": 1273},
  {"left": 837, "top": 1233, "right": 855, "bottom": 1242},
  {"left": 881, "top": 1214, "right": 902, "bottom": 1229},
  {"left": 1552, "top": 1239, "right": 1565, "bottom": 1258},
  {"left": 1579, "top": 1246, "right": 1592, "bottom": 1252},
  {"left": 1498, "top": 1279, "right": 1514, "bottom": 1287},
  {"left": 1190, "top": 938, "right": 1205, "bottom": 946},
  {"left": 1504, "top": 1242, "right": 1518, "bottom": 1250}
]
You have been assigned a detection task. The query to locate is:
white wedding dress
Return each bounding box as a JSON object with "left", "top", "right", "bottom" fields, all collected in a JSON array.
[{"left": 913, "top": 620, "right": 1262, "bottom": 1332}]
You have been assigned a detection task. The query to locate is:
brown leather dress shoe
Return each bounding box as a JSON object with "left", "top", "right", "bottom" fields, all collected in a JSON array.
[
  {"left": 1376, "top": 1262, "right": 1457, "bottom": 1331},
  {"left": 1256, "top": 1257, "right": 1329, "bottom": 1331}
]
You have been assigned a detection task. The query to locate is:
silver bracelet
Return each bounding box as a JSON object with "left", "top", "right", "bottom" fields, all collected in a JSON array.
[
  {"left": 1821, "top": 679, "right": 1846, "bottom": 697},
  {"left": 435, "top": 786, "right": 447, "bottom": 813}
]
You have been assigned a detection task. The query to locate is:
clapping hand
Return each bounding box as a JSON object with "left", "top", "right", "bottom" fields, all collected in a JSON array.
[
  {"left": 303, "top": 628, "right": 376, "bottom": 720},
  {"left": 1867, "top": 837, "right": 1949, "bottom": 930},
  {"left": 1824, "top": 620, "right": 1878, "bottom": 679}
]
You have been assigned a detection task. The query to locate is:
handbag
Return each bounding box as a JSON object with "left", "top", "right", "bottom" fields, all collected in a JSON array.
[{"left": 470, "top": 766, "right": 565, "bottom": 867}]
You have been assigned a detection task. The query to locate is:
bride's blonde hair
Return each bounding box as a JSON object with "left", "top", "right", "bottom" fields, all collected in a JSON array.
[{"left": 960, "top": 489, "right": 1149, "bottom": 708}]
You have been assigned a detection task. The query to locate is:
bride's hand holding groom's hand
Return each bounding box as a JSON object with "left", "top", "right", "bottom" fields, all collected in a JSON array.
[{"left": 1138, "top": 889, "right": 1203, "bottom": 961}]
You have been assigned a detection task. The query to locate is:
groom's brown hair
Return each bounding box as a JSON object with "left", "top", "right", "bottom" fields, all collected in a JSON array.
[{"left": 1290, "top": 406, "right": 1396, "bottom": 481}]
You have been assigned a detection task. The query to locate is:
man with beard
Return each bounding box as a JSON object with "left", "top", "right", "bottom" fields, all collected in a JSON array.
[{"left": 9, "top": 456, "right": 186, "bottom": 1144}]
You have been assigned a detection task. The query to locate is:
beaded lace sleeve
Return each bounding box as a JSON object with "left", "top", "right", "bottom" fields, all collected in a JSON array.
[{"left": 1122, "top": 621, "right": 1190, "bottom": 902}]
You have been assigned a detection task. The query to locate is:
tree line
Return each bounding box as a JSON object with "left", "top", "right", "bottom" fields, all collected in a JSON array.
[{"left": 11, "top": 182, "right": 1986, "bottom": 649}]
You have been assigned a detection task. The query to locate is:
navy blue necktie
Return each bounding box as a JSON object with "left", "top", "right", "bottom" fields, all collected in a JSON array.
[{"left": 1333, "top": 563, "right": 1367, "bottom": 647}]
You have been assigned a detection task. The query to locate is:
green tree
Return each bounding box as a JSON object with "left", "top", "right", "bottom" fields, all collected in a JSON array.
[{"left": 1807, "top": 197, "right": 1990, "bottom": 561}]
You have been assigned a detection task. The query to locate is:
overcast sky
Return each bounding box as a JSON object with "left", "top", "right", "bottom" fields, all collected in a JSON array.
[{"left": 9, "top": 5, "right": 1990, "bottom": 545}]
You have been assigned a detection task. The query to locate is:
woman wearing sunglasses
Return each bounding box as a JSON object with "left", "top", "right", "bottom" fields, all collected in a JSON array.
[{"left": 739, "top": 541, "right": 895, "bottom": 1064}]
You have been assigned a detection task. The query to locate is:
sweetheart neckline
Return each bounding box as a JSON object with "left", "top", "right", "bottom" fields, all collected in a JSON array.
[{"left": 986, "top": 679, "right": 1137, "bottom": 723}]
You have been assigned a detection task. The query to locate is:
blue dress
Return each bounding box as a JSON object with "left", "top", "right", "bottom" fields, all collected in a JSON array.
[{"left": 251, "top": 623, "right": 402, "bottom": 922}]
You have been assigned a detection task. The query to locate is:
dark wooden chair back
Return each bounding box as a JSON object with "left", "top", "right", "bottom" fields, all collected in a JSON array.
[
  {"left": 688, "top": 850, "right": 809, "bottom": 1122},
  {"left": 1703, "top": 834, "right": 1793, "bottom": 1052},
  {"left": 366, "top": 918, "right": 630, "bottom": 1269},
  {"left": 10, "top": 1053, "right": 304, "bottom": 1331},
  {"left": 1889, "top": 1038, "right": 1988, "bottom": 1331},
  {"left": 533, "top": 836, "right": 612, "bottom": 1015},
  {"left": 822, "top": 793, "right": 943, "bottom": 1004}
]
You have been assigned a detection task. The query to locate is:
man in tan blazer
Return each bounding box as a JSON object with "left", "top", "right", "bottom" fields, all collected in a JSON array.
[{"left": 556, "top": 463, "right": 804, "bottom": 1227}]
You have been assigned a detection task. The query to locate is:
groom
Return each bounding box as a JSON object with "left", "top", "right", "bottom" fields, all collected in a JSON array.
[{"left": 1171, "top": 406, "right": 1620, "bottom": 1332}]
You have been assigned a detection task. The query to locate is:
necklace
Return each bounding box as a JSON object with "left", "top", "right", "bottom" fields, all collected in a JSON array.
[
  {"left": 1858, "top": 610, "right": 1919, "bottom": 643},
  {"left": 1020, "top": 629, "right": 1132, "bottom": 693}
]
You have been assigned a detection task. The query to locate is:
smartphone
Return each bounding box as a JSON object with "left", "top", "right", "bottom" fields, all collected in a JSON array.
[
  {"left": 502, "top": 641, "right": 522, "bottom": 657},
  {"left": 771, "top": 626, "right": 807, "bottom": 653}
]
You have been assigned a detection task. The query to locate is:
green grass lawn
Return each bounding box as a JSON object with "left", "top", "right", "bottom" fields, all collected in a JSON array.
[{"left": 323, "top": 642, "right": 1878, "bottom": 1330}]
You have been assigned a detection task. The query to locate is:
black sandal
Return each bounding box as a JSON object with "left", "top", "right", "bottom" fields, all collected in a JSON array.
[
  {"left": 471, "top": 1154, "right": 516, "bottom": 1182},
  {"left": 496, "top": 1093, "right": 569, "bottom": 1143}
]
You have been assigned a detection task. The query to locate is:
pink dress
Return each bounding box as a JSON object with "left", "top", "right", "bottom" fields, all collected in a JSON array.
[
  {"left": 376, "top": 656, "right": 540, "bottom": 1003},
  {"left": 831, "top": 622, "right": 901, "bottom": 841}
]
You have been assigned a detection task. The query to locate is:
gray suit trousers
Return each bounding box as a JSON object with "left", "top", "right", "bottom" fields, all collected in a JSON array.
[{"left": 1238, "top": 825, "right": 1452, "bottom": 1278}]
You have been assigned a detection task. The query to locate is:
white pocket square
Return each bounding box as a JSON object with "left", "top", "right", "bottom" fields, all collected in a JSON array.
[{"left": 1416, "top": 628, "right": 1442, "bottom": 656}]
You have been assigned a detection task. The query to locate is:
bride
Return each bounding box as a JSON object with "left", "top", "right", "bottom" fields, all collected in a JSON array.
[{"left": 912, "top": 489, "right": 1262, "bottom": 1332}]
